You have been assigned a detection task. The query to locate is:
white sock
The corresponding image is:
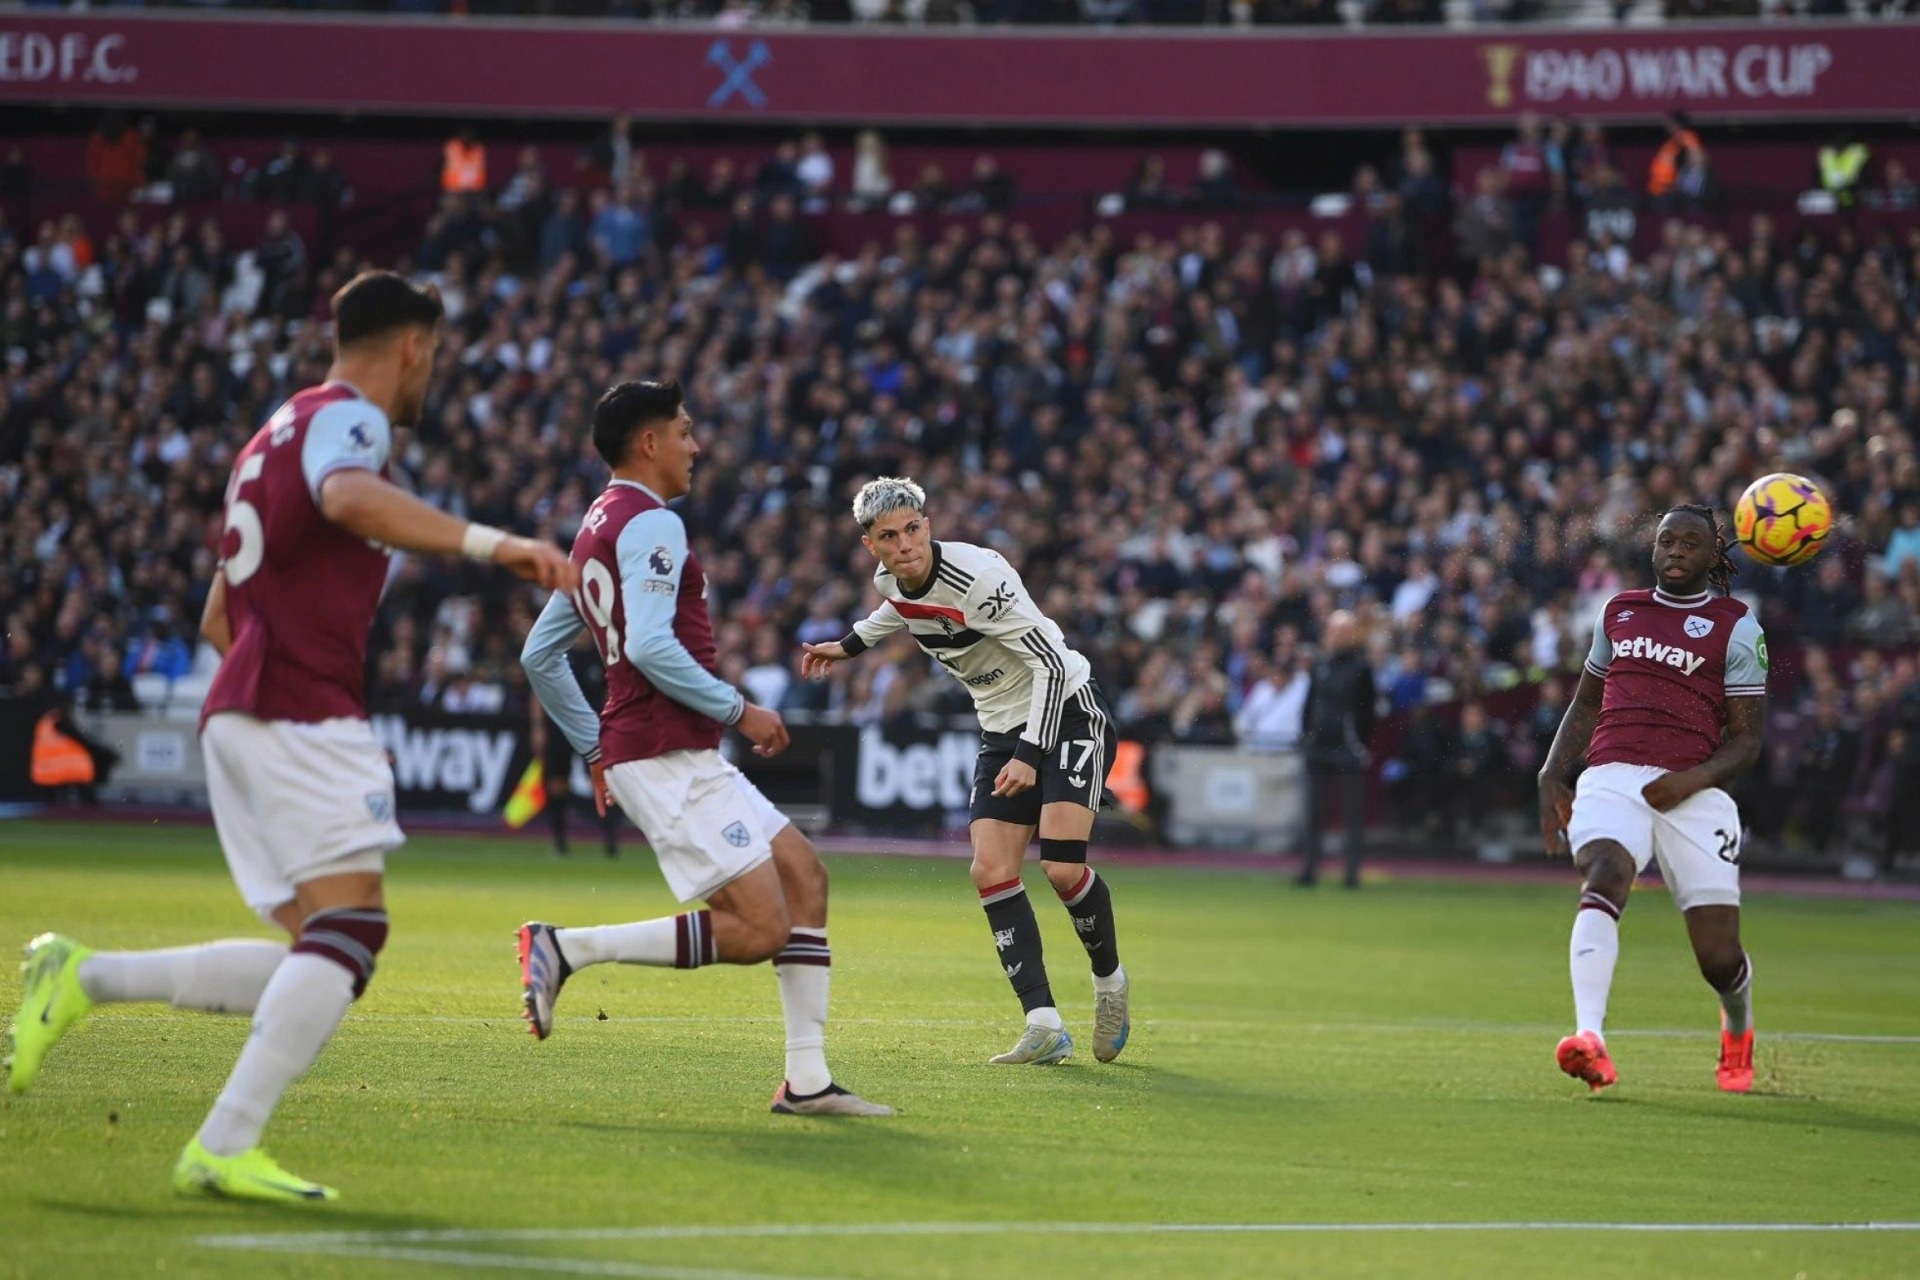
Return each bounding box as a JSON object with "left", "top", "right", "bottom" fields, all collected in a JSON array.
[
  {"left": 78, "top": 940, "right": 288, "bottom": 1014},
  {"left": 1569, "top": 900, "right": 1621, "bottom": 1040},
  {"left": 1028, "top": 1005, "right": 1065, "bottom": 1031},
  {"left": 1093, "top": 963, "right": 1127, "bottom": 995},
  {"left": 556, "top": 913, "right": 713, "bottom": 970},
  {"left": 1719, "top": 952, "right": 1754, "bottom": 1036},
  {"left": 196, "top": 953, "right": 354, "bottom": 1157},
  {"left": 774, "top": 928, "right": 831, "bottom": 1096}
]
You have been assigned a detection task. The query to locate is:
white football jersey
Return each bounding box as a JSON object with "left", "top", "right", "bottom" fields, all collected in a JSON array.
[{"left": 844, "top": 540, "right": 1091, "bottom": 750}]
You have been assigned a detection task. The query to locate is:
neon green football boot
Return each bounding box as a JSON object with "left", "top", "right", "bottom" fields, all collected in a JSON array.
[
  {"left": 7, "top": 933, "right": 94, "bottom": 1094},
  {"left": 173, "top": 1139, "right": 339, "bottom": 1203}
]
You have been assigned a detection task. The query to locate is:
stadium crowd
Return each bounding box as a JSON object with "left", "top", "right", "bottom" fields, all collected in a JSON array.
[{"left": 3, "top": 121, "right": 1918, "bottom": 864}]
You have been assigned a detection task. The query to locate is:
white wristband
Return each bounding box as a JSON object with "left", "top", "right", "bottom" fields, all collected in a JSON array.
[{"left": 461, "top": 523, "right": 508, "bottom": 562}]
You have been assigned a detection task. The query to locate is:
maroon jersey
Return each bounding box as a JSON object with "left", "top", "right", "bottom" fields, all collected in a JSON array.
[
  {"left": 1583, "top": 587, "right": 1769, "bottom": 773},
  {"left": 202, "top": 383, "right": 393, "bottom": 727},
  {"left": 567, "top": 480, "right": 742, "bottom": 767}
]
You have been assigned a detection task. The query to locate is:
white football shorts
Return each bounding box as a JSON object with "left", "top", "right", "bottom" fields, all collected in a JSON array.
[
  {"left": 605, "top": 749, "right": 787, "bottom": 903},
  {"left": 1567, "top": 761, "right": 1742, "bottom": 911},
  {"left": 201, "top": 712, "right": 403, "bottom": 923}
]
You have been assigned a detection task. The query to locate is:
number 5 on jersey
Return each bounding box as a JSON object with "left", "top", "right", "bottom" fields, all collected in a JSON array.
[{"left": 222, "top": 453, "right": 268, "bottom": 586}]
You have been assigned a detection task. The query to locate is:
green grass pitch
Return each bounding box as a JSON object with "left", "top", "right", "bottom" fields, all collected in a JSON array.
[{"left": 2, "top": 820, "right": 1917, "bottom": 1280}]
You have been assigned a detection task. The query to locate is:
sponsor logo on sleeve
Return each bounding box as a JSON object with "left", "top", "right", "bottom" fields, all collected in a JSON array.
[
  {"left": 1756, "top": 635, "right": 1769, "bottom": 671},
  {"left": 982, "top": 583, "right": 1016, "bottom": 621}
]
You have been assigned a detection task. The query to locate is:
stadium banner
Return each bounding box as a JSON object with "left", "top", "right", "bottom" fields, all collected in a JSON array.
[
  {"left": 370, "top": 707, "right": 533, "bottom": 817},
  {"left": 0, "top": 14, "right": 1914, "bottom": 126},
  {"left": 828, "top": 719, "right": 980, "bottom": 834}
]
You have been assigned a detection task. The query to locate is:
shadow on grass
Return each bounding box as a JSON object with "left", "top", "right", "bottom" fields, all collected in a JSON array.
[{"left": 33, "top": 1196, "right": 451, "bottom": 1234}]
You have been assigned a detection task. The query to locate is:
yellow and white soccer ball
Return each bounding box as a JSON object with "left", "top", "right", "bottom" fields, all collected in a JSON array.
[{"left": 1733, "top": 472, "right": 1832, "bottom": 568}]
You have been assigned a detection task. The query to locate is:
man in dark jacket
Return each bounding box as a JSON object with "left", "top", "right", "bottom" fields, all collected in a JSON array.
[{"left": 1298, "top": 611, "right": 1377, "bottom": 888}]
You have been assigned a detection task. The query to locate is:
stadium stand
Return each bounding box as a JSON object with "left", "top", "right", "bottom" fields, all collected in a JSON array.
[{"left": 2, "top": 114, "right": 1917, "bottom": 863}]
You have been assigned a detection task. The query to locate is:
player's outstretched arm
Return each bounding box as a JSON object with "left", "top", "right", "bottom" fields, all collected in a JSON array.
[
  {"left": 1537, "top": 669, "right": 1605, "bottom": 856},
  {"left": 803, "top": 602, "right": 906, "bottom": 680},
  {"left": 521, "top": 592, "right": 609, "bottom": 814},
  {"left": 318, "top": 470, "right": 577, "bottom": 591}
]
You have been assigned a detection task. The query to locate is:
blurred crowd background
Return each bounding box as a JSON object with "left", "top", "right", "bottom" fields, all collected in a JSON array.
[{"left": 3, "top": 106, "right": 1918, "bottom": 868}]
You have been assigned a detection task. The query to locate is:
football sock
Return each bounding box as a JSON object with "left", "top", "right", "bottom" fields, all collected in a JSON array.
[
  {"left": 773, "top": 928, "right": 832, "bottom": 1096},
  {"left": 1717, "top": 951, "right": 1754, "bottom": 1036},
  {"left": 78, "top": 940, "right": 287, "bottom": 1014},
  {"left": 196, "top": 953, "right": 354, "bottom": 1157},
  {"left": 1052, "top": 866, "right": 1122, "bottom": 980},
  {"left": 197, "top": 910, "right": 388, "bottom": 1157},
  {"left": 1570, "top": 892, "right": 1621, "bottom": 1039},
  {"left": 980, "top": 878, "right": 1057, "bottom": 1025},
  {"left": 556, "top": 912, "right": 714, "bottom": 970}
]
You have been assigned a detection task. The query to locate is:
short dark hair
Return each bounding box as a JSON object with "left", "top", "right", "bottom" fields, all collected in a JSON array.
[
  {"left": 592, "top": 380, "right": 684, "bottom": 467},
  {"left": 332, "top": 271, "right": 444, "bottom": 349}
]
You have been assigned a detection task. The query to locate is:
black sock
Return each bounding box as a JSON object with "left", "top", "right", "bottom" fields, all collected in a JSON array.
[
  {"left": 1055, "top": 866, "right": 1121, "bottom": 979},
  {"left": 979, "top": 878, "right": 1053, "bottom": 1014}
]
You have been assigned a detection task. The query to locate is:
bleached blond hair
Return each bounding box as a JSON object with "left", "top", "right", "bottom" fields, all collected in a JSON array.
[{"left": 853, "top": 476, "right": 927, "bottom": 531}]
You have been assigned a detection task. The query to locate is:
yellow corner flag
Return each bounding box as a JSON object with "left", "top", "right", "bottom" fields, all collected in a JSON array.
[{"left": 503, "top": 759, "right": 546, "bottom": 829}]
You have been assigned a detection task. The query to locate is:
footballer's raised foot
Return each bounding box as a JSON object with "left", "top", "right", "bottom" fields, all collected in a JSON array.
[
  {"left": 990, "top": 1023, "right": 1073, "bottom": 1066},
  {"left": 173, "top": 1139, "right": 338, "bottom": 1203},
  {"left": 8, "top": 932, "right": 94, "bottom": 1094},
  {"left": 1717, "top": 1028, "right": 1755, "bottom": 1093},
  {"left": 770, "top": 1082, "right": 895, "bottom": 1116},
  {"left": 1092, "top": 971, "right": 1131, "bottom": 1063},
  {"left": 516, "top": 921, "right": 571, "bottom": 1040},
  {"left": 1556, "top": 1031, "right": 1617, "bottom": 1093}
]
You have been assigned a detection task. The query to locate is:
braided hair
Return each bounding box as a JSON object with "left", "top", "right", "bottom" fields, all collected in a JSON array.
[{"left": 1665, "top": 502, "right": 1738, "bottom": 596}]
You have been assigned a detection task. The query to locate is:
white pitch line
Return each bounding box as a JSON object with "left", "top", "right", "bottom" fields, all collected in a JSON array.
[{"left": 198, "top": 1221, "right": 1920, "bottom": 1252}]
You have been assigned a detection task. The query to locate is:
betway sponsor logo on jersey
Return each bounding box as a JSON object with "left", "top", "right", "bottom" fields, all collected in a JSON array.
[
  {"left": 855, "top": 726, "right": 976, "bottom": 811},
  {"left": 1612, "top": 635, "right": 1707, "bottom": 676},
  {"left": 372, "top": 715, "right": 516, "bottom": 813}
]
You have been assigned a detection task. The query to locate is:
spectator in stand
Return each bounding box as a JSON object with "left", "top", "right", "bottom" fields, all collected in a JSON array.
[
  {"left": 756, "top": 139, "right": 802, "bottom": 200},
  {"left": 167, "top": 129, "right": 222, "bottom": 203},
  {"left": 1453, "top": 168, "right": 1514, "bottom": 277},
  {"left": 1817, "top": 132, "right": 1870, "bottom": 210},
  {"left": 956, "top": 155, "right": 1017, "bottom": 213},
  {"left": 851, "top": 130, "right": 893, "bottom": 210},
  {"left": 908, "top": 163, "right": 952, "bottom": 211},
  {"left": 1648, "top": 112, "right": 1707, "bottom": 210},
  {"left": 1884, "top": 503, "right": 1920, "bottom": 578},
  {"left": 1127, "top": 154, "right": 1174, "bottom": 210},
  {"left": 1396, "top": 142, "right": 1446, "bottom": 221},
  {"left": 589, "top": 184, "right": 649, "bottom": 268},
  {"left": 1500, "top": 112, "right": 1551, "bottom": 254},
  {"left": 442, "top": 128, "right": 487, "bottom": 194},
  {"left": 537, "top": 187, "right": 588, "bottom": 270},
  {"left": 251, "top": 138, "right": 310, "bottom": 204},
  {"left": 1880, "top": 159, "right": 1918, "bottom": 211},
  {"left": 1849, "top": 571, "right": 1920, "bottom": 646},
  {"left": 1194, "top": 150, "right": 1239, "bottom": 209},
  {"left": 87, "top": 112, "right": 148, "bottom": 204},
  {"left": 1235, "top": 652, "right": 1310, "bottom": 751},
  {"left": 762, "top": 193, "right": 814, "bottom": 279},
  {"left": 590, "top": 112, "right": 637, "bottom": 189},
  {"left": 1797, "top": 697, "right": 1860, "bottom": 856},
  {"left": 796, "top": 131, "right": 836, "bottom": 212},
  {"left": 1452, "top": 701, "right": 1508, "bottom": 838},
  {"left": 699, "top": 156, "right": 741, "bottom": 209}
]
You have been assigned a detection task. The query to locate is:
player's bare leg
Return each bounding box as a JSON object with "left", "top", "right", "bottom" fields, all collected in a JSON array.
[
  {"left": 970, "top": 819, "right": 1069, "bottom": 1064},
  {"left": 1685, "top": 905, "right": 1755, "bottom": 1093},
  {"left": 1038, "top": 802, "right": 1128, "bottom": 1063},
  {"left": 762, "top": 826, "right": 891, "bottom": 1115},
  {"left": 175, "top": 868, "right": 389, "bottom": 1202},
  {"left": 1558, "top": 839, "right": 1632, "bottom": 1092}
]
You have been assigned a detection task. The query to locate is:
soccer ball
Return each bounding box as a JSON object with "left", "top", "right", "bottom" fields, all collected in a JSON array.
[{"left": 1733, "top": 473, "right": 1832, "bottom": 567}]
